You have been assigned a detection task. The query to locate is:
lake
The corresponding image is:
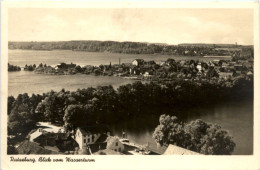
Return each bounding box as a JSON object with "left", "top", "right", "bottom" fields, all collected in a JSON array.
[
  {"left": 8, "top": 50, "right": 253, "bottom": 155},
  {"left": 8, "top": 71, "right": 135, "bottom": 97},
  {"left": 8, "top": 49, "right": 230, "bottom": 67},
  {"left": 110, "top": 100, "right": 253, "bottom": 155}
]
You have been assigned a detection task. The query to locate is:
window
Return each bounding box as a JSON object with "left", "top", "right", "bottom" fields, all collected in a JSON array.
[
  {"left": 92, "top": 135, "right": 95, "bottom": 142},
  {"left": 88, "top": 138, "right": 90, "bottom": 143},
  {"left": 118, "top": 148, "right": 121, "bottom": 152},
  {"left": 84, "top": 139, "right": 86, "bottom": 143},
  {"left": 115, "top": 142, "right": 118, "bottom": 146},
  {"left": 115, "top": 149, "right": 117, "bottom": 152}
]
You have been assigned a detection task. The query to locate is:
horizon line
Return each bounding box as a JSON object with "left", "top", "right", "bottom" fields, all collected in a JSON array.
[{"left": 8, "top": 40, "right": 254, "bottom": 46}]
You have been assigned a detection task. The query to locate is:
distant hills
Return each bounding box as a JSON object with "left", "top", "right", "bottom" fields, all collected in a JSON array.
[{"left": 8, "top": 40, "right": 253, "bottom": 58}]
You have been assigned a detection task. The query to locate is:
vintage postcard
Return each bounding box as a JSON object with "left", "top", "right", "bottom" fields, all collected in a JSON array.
[{"left": 1, "top": 1, "right": 260, "bottom": 170}]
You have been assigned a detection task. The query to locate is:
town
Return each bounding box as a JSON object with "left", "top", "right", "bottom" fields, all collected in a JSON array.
[
  {"left": 15, "top": 121, "right": 201, "bottom": 155},
  {"left": 10, "top": 56, "right": 253, "bottom": 82}
]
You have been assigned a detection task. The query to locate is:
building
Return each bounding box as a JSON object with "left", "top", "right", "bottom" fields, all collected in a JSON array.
[
  {"left": 247, "top": 71, "right": 253, "bottom": 76},
  {"left": 196, "top": 63, "right": 202, "bottom": 72},
  {"left": 132, "top": 59, "right": 145, "bottom": 66},
  {"left": 234, "top": 64, "right": 243, "bottom": 71},
  {"left": 106, "top": 136, "right": 125, "bottom": 153},
  {"left": 218, "top": 72, "right": 234, "bottom": 79},
  {"left": 163, "top": 144, "right": 202, "bottom": 155},
  {"left": 17, "top": 140, "right": 60, "bottom": 155},
  {"left": 130, "top": 67, "right": 140, "bottom": 75},
  {"left": 143, "top": 71, "right": 154, "bottom": 78},
  {"left": 29, "top": 128, "right": 78, "bottom": 153},
  {"left": 145, "top": 60, "right": 156, "bottom": 66},
  {"left": 74, "top": 126, "right": 110, "bottom": 150}
]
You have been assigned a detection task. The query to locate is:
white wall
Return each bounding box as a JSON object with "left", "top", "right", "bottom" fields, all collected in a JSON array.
[
  {"left": 74, "top": 129, "right": 101, "bottom": 150},
  {"left": 108, "top": 139, "right": 124, "bottom": 152}
]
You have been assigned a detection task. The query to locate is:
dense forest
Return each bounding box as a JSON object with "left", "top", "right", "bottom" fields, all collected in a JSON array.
[
  {"left": 8, "top": 75, "right": 253, "bottom": 142},
  {"left": 8, "top": 41, "right": 254, "bottom": 59}
]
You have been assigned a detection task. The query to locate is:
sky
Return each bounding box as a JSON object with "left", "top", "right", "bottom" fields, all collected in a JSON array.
[{"left": 8, "top": 8, "right": 254, "bottom": 45}]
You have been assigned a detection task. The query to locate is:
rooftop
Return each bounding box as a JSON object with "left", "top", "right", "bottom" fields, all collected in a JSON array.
[
  {"left": 77, "top": 125, "right": 110, "bottom": 135},
  {"left": 37, "top": 122, "right": 64, "bottom": 133},
  {"left": 17, "top": 140, "right": 60, "bottom": 155},
  {"left": 93, "top": 149, "right": 124, "bottom": 155},
  {"left": 163, "top": 144, "right": 202, "bottom": 155}
]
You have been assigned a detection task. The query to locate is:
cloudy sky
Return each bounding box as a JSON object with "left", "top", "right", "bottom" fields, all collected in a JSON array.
[{"left": 8, "top": 8, "right": 253, "bottom": 45}]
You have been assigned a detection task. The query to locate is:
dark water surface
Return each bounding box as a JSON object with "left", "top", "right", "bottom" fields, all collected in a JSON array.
[{"left": 110, "top": 101, "right": 253, "bottom": 155}]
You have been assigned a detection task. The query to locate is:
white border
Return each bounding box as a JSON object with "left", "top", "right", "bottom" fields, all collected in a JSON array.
[{"left": 1, "top": 1, "right": 260, "bottom": 170}]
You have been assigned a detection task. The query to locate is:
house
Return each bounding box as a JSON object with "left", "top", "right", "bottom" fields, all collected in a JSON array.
[
  {"left": 218, "top": 72, "right": 234, "bottom": 79},
  {"left": 234, "top": 64, "right": 243, "bottom": 71},
  {"left": 17, "top": 140, "right": 60, "bottom": 155},
  {"left": 179, "top": 60, "right": 186, "bottom": 66},
  {"left": 106, "top": 136, "right": 124, "bottom": 153},
  {"left": 158, "top": 61, "right": 166, "bottom": 66},
  {"left": 221, "top": 62, "right": 229, "bottom": 68},
  {"left": 93, "top": 149, "right": 124, "bottom": 155},
  {"left": 163, "top": 144, "right": 202, "bottom": 155},
  {"left": 56, "top": 63, "right": 76, "bottom": 69},
  {"left": 74, "top": 126, "right": 110, "bottom": 150},
  {"left": 196, "top": 63, "right": 202, "bottom": 72},
  {"left": 145, "top": 60, "right": 156, "bottom": 66},
  {"left": 29, "top": 128, "right": 78, "bottom": 152},
  {"left": 143, "top": 71, "right": 154, "bottom": 78},
  {"left": 121, "top": 63, "right": 132, "bottom": 68},
  {"left": 132, "top": 59, "right": 145, "bottom": 66},
  {"left": 214, "top": 66, "right": 221, "bottom": 72},
  {"left": 247, "top": 71, "right": 253, "bottom": 76},
  {"left": 130, "top": 67, "right": 140, "bottom": 75},
  {"left": 29, "top": 128, "right": 45, "bottom": 142},
  {"left": 226, "top": 65, "right": 235, "bottom": 71},
  {"left": 242, "top": 62, "right": 253, "bottom": 69}
]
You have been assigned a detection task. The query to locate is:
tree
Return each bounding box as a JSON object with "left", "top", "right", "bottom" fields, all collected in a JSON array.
[
  {"left": 8, "top": 111, "right": 36, "bottom": 137},
  {"left": 206, "top": 68, "right": 219, "bottom": 79},
  {"left": 198, "top": 124, "right": 236, "bottom": 155},
  {"left": 8, "top": 96, "right": 15, "bottom": 115},
  {"left": 63, "top": 104, "right": 85, "bottom": 131},
  {"left": 153, "top": 115, "right": 191, "bottom": 148},
  {"left": 35, "top": 90, "right": 69, "bottom": 125},
  {"left": 153, "top": 114, "right": 236, "bottom": 155}
]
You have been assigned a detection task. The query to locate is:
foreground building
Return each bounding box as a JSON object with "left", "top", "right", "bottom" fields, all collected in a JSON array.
[{"left": 163, "top": 144, "right": 202, "bottom": 155}]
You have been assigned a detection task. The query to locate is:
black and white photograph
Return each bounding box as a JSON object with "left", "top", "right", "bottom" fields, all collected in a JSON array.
[{"left": 1, "top": 1, "right": 260, "bottom": 169}]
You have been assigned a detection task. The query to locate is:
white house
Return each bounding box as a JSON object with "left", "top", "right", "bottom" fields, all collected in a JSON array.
[
  {"left": 74, "top": 127, "right": 110, "bottom": 150},
  {"left": 132, "top": 59, "right": 144, "bottom": 66},
  {"left": 106, "top": 136, "right": 124, "bottom": 153},
  {"left": 196, "top": 63, "right": 202, "bottom": 72}
]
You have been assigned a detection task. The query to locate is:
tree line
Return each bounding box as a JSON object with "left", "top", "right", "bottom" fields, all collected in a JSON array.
[
  {"left": 8, "top": 75, "right": 253, "bottom": 137},
  {"left": 8, "top": 63, "right": 21, "bottom": 71},
  {"left": 8, "top": 41, "right": 254, "bottom": 59}
]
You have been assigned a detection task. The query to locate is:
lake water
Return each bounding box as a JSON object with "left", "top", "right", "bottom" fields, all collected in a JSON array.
[
  {"left": 8, "top": 49, "right": 230, "bottom": 67},
  {"left": 8, "top": 50, "right": 253, "bottom": 155},
  {"left": 8, "top": 71, "right": 135, "bottom": 97},
  {"left": 110, "top": 100, "right": 253, "bottom": 155}
]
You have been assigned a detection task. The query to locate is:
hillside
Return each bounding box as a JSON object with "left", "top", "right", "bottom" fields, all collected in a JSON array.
[{"left": 8, "top": 40, "right": 254, "bottom": 58}]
